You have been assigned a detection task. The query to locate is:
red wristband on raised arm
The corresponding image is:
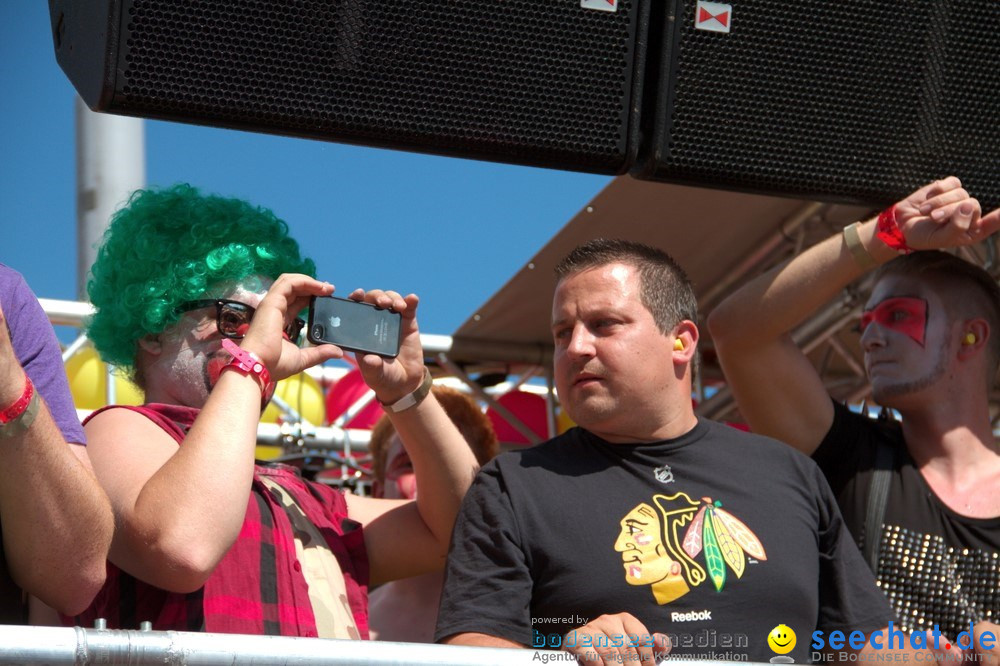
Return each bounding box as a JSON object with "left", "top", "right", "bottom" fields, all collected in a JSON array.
[
  {"left": 875, "top": 205, "right": 913, "bottom": 254},
  {"left": 0, "top": 374, "right": 34, "bottom": 425}
]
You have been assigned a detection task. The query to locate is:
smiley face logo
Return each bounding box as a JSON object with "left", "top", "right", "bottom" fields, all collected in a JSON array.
[{"left": 767, "top": 624, "right": 796, "bottom": 655}]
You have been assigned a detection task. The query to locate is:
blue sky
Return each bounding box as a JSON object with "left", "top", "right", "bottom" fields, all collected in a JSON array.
[{"left": 1, "top": 3, "right": 610, "bottom": 340}]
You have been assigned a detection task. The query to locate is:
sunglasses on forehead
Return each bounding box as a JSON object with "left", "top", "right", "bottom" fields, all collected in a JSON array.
[{"left": 174, "top": 299, "right": 306, "bottom": 342}]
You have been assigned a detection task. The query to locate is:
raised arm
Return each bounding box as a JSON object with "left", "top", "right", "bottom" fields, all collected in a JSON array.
[
  {"left": 708, "top": 177, "right": 996, "bottom": 454},
  {"left": 86, "top": 275, "right": 342, "bottom": 593},
  {"left": 0, "top": 297, "right": 113, "bottom": 616},
  {"left": 343, "top": 289, "right": 480, "bottom": 585}
]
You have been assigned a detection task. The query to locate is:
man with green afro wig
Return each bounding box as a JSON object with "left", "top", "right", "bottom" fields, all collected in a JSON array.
[
  {"left": 87, "top": 183, "right": 316, "bottom": 384},
  {"left": 69, "top": 184, "right": 480, "bottom": 640}
]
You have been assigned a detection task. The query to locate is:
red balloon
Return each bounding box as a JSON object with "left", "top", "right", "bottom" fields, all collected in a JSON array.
[
  {"left": 487, "top": 390, "right": 550, "bottom": 446},
  {"left": 325, "top": 369, "right": 384, "bottom": 429}
]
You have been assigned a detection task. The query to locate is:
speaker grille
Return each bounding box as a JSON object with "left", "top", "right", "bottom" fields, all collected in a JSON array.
[
  {"left": 643, "top": 0, "right": 1000, "bottom": 209},
  {"left": 113, "top": 0, "right": 642, "bottom": 173}
]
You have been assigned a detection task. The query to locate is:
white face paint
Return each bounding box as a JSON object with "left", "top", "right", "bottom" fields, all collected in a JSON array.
[
  {"left": 143, "top": 277, "right": 273, "bottom": 408},
  {"left": 862, "top": 274, "right": 953, "bottom": 407}
]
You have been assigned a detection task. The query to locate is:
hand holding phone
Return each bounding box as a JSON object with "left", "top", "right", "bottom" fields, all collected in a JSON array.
[{"left": 307, "top": 295, "right": 402, "bottom": 358}]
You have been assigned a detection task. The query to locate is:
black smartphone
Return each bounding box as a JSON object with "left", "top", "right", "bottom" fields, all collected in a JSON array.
[{"left": 307, "top": 295, "right": 402, "bottom": 358}]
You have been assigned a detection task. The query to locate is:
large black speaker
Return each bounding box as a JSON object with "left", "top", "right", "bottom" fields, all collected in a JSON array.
[
  {"left": 49, "top": 0, "right": 649, "bottom": 174},
  {"left": 633, "top": 1, "right": 1000, "bottom": 210}
]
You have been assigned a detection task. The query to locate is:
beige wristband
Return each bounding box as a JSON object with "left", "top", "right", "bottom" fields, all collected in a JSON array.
[
  {"left": 843, "top": 222, "right": 877, "bottom": 270},
  {"left": 378, "top": 367, "right": 433, "bottom": 413}
]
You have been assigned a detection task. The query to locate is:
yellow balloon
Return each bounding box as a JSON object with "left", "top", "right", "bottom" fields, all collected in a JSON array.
[
  {"left": 254, "top": 445, "right": 285, "bottom": 461},
  {"left": 65, "top": 347, "right": 144, "bottom": 410},
  {"left": 556, "top": 407, "right": 576, "bottom": 434},
  {"left": 260, "top": 372, "right": 325, "bottom": 426}
]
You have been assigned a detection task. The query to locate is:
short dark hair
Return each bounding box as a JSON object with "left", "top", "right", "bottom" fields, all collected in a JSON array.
[
  {"left": 874, "top": 250, "right": 1000, "bottom": 381},
  {"left": 554, "top": 238, "right": 698, "bottom": 335}
]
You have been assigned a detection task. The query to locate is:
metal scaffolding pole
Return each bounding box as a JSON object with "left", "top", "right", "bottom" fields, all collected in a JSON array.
[
  {"left": 0, "top": 625, "right": 574, "bottom": 666},
  {"left": 75, "top": 98, "right": 145, "bottom": 301}
]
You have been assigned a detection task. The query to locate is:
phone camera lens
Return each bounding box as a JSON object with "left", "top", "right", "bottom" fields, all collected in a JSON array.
[{"left": 311, "top": 324, "right": 324, "bottom": 339}]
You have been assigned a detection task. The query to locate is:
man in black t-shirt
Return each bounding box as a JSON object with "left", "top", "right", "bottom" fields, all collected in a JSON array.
[
  {"left": 437, "top": 239, "right": 923, "bottom": 665},
  {"left": 710, "top": 177, "right": 1000, "bottom": 663}
]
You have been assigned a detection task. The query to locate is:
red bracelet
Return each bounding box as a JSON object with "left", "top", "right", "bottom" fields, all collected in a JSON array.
[
  {"left": 875, "top": 205, "right": 913, "bottom": 254},
  {"left": 220, "top": 338, "right": 276, "bottom": 410},
  {"left": 0, "top": 374, "right": 34, "bottom": 425}
]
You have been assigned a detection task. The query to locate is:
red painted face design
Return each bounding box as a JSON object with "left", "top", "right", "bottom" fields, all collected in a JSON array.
[{"left": 859, "top": 297, "right": 928, "bottom": 346}]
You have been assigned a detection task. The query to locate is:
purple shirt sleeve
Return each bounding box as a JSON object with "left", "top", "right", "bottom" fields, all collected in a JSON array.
[{"left": 1, "top": 264, "right": 86, "bottom": 445}]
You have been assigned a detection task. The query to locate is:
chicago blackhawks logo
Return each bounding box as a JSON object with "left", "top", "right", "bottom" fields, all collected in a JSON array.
[{"left": 614, "top": 492, "right": 766, "bottom": 604}]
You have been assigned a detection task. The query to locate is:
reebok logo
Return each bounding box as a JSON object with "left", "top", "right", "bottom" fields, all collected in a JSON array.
[{"left": 671, "top": 610, "right": 712, "bottom": 622}]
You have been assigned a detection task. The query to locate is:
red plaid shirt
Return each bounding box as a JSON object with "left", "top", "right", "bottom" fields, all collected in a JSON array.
[{"left": 68, "top": 404, "right": 370, "bottom": 637}]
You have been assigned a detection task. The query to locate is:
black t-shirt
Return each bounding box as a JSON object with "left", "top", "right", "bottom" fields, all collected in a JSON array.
[
  {"left": 436, "top": 419, "right": 894, "bottom": 663},
  {"left": 814, "top": 402, "right": 1000, "bottom": 641}
]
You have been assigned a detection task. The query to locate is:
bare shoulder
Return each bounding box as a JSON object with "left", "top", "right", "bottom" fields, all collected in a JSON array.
[
  {"left": 84, "top": 407, "right": 175, "bottom": 447},
  {"left": 83, "top": 407, "right": 181, "bottom": 493}
]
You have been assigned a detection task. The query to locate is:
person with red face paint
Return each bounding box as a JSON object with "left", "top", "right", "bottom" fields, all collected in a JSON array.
[
  {"left": 69, "top": 184, "right": 480, "bottom": 638},
  {"left": 709, "top": 177, "right": 1000, "bottom": 663}
]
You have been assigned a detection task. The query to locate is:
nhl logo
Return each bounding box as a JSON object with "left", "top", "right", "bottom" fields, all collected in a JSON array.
[{"left": 654, "top": 465, "right": 674, "bottom": 484}]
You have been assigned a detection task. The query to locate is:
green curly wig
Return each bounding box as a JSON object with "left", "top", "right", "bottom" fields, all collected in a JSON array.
[{"left": 87, "top": 184, "right": 316, "bottom": 373}]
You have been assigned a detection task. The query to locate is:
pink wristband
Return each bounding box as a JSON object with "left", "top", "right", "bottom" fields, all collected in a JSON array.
[
  {"left": 220, "top": 338, "right": 275, "bottom": 410},
  {"left": 0, "top": 374, "right": 34, "bottom": 425}
]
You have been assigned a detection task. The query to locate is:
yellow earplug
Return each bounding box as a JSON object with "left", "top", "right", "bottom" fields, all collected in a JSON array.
[
  {"left": 964, "top": 333, "right": 977, "bottom": 346},
  {"left": 674, "top": 339, "right": 684, "bottom": 351}
]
